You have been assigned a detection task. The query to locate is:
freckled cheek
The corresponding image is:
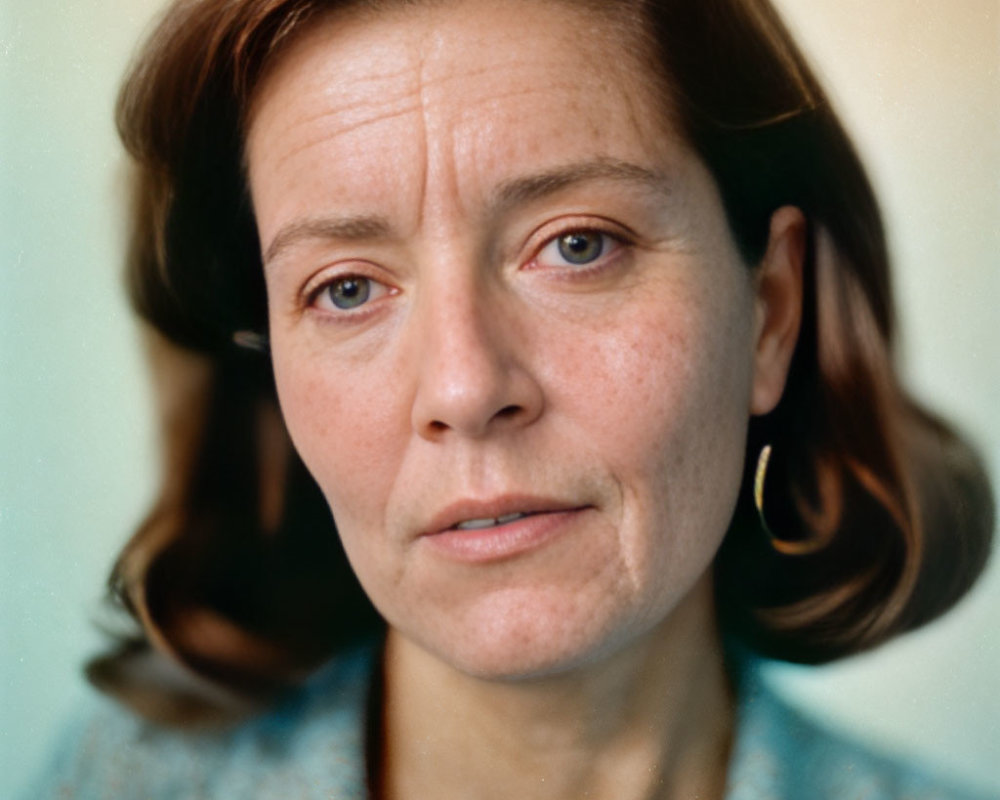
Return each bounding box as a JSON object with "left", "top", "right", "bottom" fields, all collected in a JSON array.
[
  {"left": 272, "top": 352, "right": 404, "bottom": 529},
  {"left": 549, "top": 289, "right": 751, "bottom": 506},
  {"left": 550, "top": 308, "right": 706, "bottom": 458}
]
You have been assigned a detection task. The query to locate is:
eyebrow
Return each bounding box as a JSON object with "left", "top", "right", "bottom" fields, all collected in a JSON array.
[
  {"left": 263, "top": 214, "right": 392, "bottom": 267},
  {"left": 261, "top": 158, "right": 670, "bottom": 267},
  {"left": 489, "top": 158, "right": 672, "bottom": 214}
]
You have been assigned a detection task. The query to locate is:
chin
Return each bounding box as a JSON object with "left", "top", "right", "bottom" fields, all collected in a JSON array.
[{"left": 398, "top": 587, "right": 659, "bottom": 682}]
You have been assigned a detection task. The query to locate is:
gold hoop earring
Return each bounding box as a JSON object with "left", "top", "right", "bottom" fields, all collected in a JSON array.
[
  {"left": 753, "top": 444, "right": 774, "bottom": 536},
  {"left": 753, "top": 444, "right": 824, "bottom": 556}
]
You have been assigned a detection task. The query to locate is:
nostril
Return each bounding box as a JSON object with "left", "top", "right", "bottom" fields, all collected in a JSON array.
[{"left": 423, "top": 405, "right": 524, "bottom": 437}]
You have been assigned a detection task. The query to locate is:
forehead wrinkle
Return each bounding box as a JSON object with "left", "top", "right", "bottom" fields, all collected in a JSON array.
[
  {"left": 452, "top": 80, "right": 599, "bottom": 114},
  {"left": 408, "top": 59, "right": 498, "bottom": 92},
  {"left": 410, "top": 34, "right": 432, "bottom": 234},
  {"left": 295, "top": 83, "right": 417, "bottom": 129},
  {"left": 416, "top": 48, "right": 617, "bottom": 109},
  {"left": 403, "top": 20, "right": 615, "bottom": 231},
  {"left": 270, "top": 100, "right": 425, "bottom": 173},
  {"left": 403, "top": 54, "right": 575, "bottom": 96},
  {"left": 419, "top": 77, "right": 642, "bottom": 228},
  {"left": 292, "top": 57, "right": 430, "bottom": 125},
  {"left": 251, "top": 42, "right": 427, "bottom": 172}
]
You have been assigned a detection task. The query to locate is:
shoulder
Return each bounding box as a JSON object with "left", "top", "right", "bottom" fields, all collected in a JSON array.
[
  {"left": 24, "top": 642, "right": 375, "bottom": 800},
  {"left": 726, "top": 670, "right": 995, "bottom": 800}
]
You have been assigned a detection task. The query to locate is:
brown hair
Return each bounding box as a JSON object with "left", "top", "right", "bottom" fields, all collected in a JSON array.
[{"left": 90, "top": 0, "right": 994, "bottom": 715}]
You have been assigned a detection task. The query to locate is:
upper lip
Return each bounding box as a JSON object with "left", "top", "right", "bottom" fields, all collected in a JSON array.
[{"left": 421, "top": 495, "right": 588, "bottom": 536}]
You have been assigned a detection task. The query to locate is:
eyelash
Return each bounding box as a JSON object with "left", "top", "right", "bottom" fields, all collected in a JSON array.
[
  {"left": 303, "top": 267, "right": 395, "bottom": 317},
  {"left": 300, "top": 222, "right": 633, "bottom": 317},
  {"left": 529, "top": 225, "right": 630, "bottom": 276}
]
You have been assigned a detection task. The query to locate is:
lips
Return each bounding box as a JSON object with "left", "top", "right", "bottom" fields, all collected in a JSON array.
[
  {"left": 422, "top": 496, "right": 588, "bottom": 538},
  {"left": 418, "top": 498, "right": 591, "bottom": 563},
  {"left": 453, "top": 512, "right": 536, "bottom": 531}
]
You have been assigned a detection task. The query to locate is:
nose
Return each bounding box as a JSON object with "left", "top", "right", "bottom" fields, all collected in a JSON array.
[{"left": 409, "top": 278, "right": 544, "bottom": 441}]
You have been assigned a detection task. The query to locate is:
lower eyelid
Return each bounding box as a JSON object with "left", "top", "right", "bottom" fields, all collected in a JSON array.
[{"left": 299, "top": 226, "right": 630, "bottom": 309}]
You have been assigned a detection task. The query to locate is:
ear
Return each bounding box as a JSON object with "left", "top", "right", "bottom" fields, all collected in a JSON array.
[{"left": 751, "top": 206, "right": 806, "bottom": 416}]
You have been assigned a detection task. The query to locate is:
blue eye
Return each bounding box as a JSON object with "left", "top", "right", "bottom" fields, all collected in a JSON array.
[
  {"left": 535, "top": 229, "right": 623, "bottom": 271},
  {"left": 326, "top": 276, "right": 371, "bottom": 309},
  {"left": 308, "top": 269, "right": 395, "bottom": 316},
  {"left": 556, "top": 231, "right": 605, "bottom": 264}
]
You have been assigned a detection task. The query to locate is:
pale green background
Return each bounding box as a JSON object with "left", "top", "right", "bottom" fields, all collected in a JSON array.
[{"left": 1, "top": 0, "right": 997, "bottom": 797}]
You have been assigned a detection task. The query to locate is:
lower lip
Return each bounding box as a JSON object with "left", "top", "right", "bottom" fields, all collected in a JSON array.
[{"left": 420, "top": 508, "right": 589, "bottom": 563}]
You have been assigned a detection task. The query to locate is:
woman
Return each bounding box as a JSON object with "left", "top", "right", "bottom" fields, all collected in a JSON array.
[{"left": 29, "top": 0, "right": 994, "bottom": 797}]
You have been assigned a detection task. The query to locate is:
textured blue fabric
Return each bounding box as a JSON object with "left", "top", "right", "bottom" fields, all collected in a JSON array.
[
  {"left": 725, "top": 665, "right": 994, "bottom": 800},
  {"left": 25, "top": 643, "right": 993, "bottom": 799}
]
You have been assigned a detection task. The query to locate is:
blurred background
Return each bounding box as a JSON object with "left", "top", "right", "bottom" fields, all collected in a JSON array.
[{"left": 1, "top": 0, "right": 997, "bottom": 796}]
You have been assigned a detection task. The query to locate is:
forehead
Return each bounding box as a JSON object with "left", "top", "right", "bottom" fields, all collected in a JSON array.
[
  {"left": 249, "top": 0, "right": 656, "bottom": 109},
  {"left": 245, "top": 0, "right": 681, "bottom": 234}
]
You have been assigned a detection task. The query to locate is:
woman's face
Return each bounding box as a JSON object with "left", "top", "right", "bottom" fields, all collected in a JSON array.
[{"left": 247, "top": 0, "right": 789, "bottom": 679}]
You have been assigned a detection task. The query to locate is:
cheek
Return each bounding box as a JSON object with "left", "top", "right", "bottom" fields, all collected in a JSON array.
[
  {"left": 559, "top": 269, "right": 755, "bottom": 580},
  {"left": 270, "top": 338, "right": 404, "bottom": 529},
  {"left": 273, "top": 347, "right": 414, "bottom": 607},
  {"left": 552, "top": 276, "right": 753, "bottom": 480},
  {"left": 641, "top": 279, "right": 754, "bottom": 494}
]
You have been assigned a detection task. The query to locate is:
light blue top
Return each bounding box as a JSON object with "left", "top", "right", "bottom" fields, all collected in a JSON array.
[{"left": 26, "top": 642, "right": 993, "bottom": 799}]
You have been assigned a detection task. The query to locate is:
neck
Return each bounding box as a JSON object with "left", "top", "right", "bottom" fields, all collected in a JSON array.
[{"left": 374, "top": 576, "right": 734, "bottom": 800}]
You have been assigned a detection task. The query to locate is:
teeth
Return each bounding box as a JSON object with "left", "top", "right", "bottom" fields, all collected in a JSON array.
[
  {"left": 455, "top": 518, "right": 497, "bottom": 530},
  {"left": 455, "top": 512, "right": 528, "bottom": 531}
]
